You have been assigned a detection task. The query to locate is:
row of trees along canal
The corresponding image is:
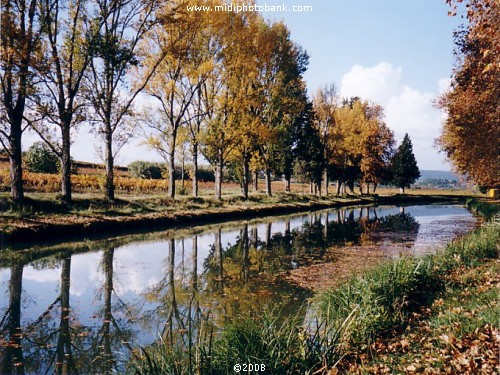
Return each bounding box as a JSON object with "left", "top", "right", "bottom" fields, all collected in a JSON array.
[{"left": 4, "top": 0, "right": 458, "bottom": 205}]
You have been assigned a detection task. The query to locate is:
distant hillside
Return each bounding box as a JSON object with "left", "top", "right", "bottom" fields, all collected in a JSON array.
[
  {"left": 417, "top": 170, "right": 460, "bottom": 182},
  {"left": 415, "top": 170, "right": 468, "bottom": 189}
]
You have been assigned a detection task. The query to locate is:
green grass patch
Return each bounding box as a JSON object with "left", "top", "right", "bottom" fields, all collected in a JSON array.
[
  {"left": 208, "top": 309, "right": 307, "bottom": 374},
  {"left": 311, "top": 256, "right": 443, "bottom": 352}
]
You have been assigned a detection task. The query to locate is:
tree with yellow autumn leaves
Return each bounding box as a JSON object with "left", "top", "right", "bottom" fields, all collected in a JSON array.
[
  {"left": 139, "top": 0, "right": 218, "bottom": 198},
  {"left": 312, "top": 96, "right": 395, "bottom": 195}
]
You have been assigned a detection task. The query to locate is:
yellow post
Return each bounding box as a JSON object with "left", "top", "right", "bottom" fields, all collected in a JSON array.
[{"left": 487, "top": 188, "right": 499, "bottom": 199}]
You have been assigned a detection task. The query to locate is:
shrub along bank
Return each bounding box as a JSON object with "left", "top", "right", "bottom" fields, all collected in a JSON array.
[{"left": 127, "top": 213, "right": 499, "bottom": 374}]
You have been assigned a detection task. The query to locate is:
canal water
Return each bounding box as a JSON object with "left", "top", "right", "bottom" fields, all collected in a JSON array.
[{"left": 0, "top": 204, "right": 477, "bottom": 373}]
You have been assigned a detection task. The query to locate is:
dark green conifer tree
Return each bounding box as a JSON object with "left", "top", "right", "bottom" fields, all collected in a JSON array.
[{"left": 390, "top": 133, "right": 420, "bottom": 193}]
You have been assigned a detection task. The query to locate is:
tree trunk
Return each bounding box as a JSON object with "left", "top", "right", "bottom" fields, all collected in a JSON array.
[
  {"left": 400, "top": 187, "right": 405, "bottom": 194},
  {"left": 241, "top": 224, "right": 249, "bottom": 282},
  {"left": 104, "top": 132, "right": 115, "bottom": 201},
  {"left": 242, "top": 158, "right": 249, "bottom": 200},
  {"left": 192, "top": 142, "right": 198, "bottom": 197},
  {"left": 168, "top": 139, "right": 176, "bottom": 199},
  {"left": 189, "top": 235, "right": 199, "bottom": 374},
  {"left": 251, "top": 227, "right": 258, "bottom": 248},
  {"left": 1, "top": 262, "right": 24, "bottom": 374},
  {"left": 265, "top": 169, "right": 272, "bottom": 196},
  {"left": 214, "top": 156, "right": 223, "bottom": 200},
  {"left": 324, "top": 169, "right": 329, "bottom": 195},
  {"left": 309, "top": 181, "right": 313, "bottom": 194},
  {"left": 253, "top": 171, "right": 259, "bottom": 191},
  {"left": 336, "top": 180, "right": 342, "bottom": 195},
  {"left": 61, "top": 125, "right": 72, "bottom": 203},
  {"left": 9, "top": 126, "right": 24, "bottom": 202},
  {"left": 214, "top": 228, "right": 223, "bottom": 290},
  {"left": 284, "top": 177, "right": 291, "bottom": 193},
  {"left": 373, "top": 183, "right": 378, "bottom": 193},
  {"left": 192, "top": 235, "right": 198, "bottom": 291},
  {"left": 348, "top": 180, "right": 355, "bottom": 194},
  {"left": 181, "top": 156, "right": 185, "bottom": 190},
  {"left": 266, "top": 222, "right": 272, "bottom": 244},
  {"left": 323, "top": 212, "right": 329, "bottom": 240},
  {"left": 166, "top": 238, "right": 178, "bottom": 342}
]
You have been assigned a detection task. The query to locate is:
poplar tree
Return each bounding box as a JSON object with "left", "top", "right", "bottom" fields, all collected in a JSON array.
[
  {"left": 200, "top": 4, "right": 257, "bottom": 200},
  {"left": 359, "top": 102, "right": 395, "bottom": 193},
  {"left": 0, "top": 0, "right": 43, "bottom": 202},
  {"left": 313, "top": 84, "right": 338, "bottom": 195},
  {"left": 294, "top": 102, "right": 324, "bottom": 194},
  {"left": 85, "top": 0, "right": 159, "bottom": 201},
  {"left": 30, "top": 0, "right": 94, "bottom": 203},
  {"left": 139, "top": 0, "right": 216, "bottom": 199},
  {"left": 332, "top": 98, "right": 365, "bottom": 194},
  {"left": 252, "top": 21, "right": 308, "bottom": 197}
]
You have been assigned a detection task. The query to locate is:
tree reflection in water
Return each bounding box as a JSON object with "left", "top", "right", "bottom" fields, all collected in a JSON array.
[
  {"left": 0, "top": 250, "right": 140, "bottom": 374},
  {"left": 1, "top": 205, "right": 465, "bottom": 373},
  {"left": 54, "top": 257, "right": 75, "bottom": 374},
  {"left": 0, "top": 261, "right": 24, "bottom": 374}
]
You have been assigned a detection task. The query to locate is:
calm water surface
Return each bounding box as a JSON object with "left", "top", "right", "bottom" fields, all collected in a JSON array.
[{"left": 0, "top": 204, "right": 476, "bottom": 373}]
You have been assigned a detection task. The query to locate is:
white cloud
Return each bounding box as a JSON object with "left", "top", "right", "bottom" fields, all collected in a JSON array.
[
  {"left": 385, "top": 86, "right": 447, "bottom": 170},
  {"left": 340, "top": 62, "right": 402, "bottom": 106},
  {"left": 23, "top": 266, "right": 61, "bottom": 283},
  {"left": 339, "top": 62, "right": 450, "bottom": 170},
  {"left": 70, "top": 252, "right": 102, "bottom": 297},
  {"left": 438, "top": 77, "right": 452, "bottom": 94},
  {"left": 386, "top": 86, "right": 437, "bottom": 138}
]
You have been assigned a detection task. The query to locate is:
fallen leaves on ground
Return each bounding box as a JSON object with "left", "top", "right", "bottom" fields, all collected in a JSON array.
[{"left": 339, "top": 260, "right": 499, "bottom": 374}]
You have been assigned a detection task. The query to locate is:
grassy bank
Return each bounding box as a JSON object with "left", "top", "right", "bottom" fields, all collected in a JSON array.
[
  {"left": 126, "top": 215, "right": 498, "bottom": 374},
  {"left": 346, "top": 260, "right": 499, "bottom": 374},
  {"left": 0, "top": 191, "right": 469, "bottom": 248},
  {"left": 466, "top": 197, "right": 500, "bottom": 220}
]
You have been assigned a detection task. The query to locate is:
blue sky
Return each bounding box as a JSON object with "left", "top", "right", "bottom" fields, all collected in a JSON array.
[
  {"left": 24, "top": 0, "right": 465, "bottom": 170},
  {"left": 260, "top": 0, "right": 461, "bottom": 93}
]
